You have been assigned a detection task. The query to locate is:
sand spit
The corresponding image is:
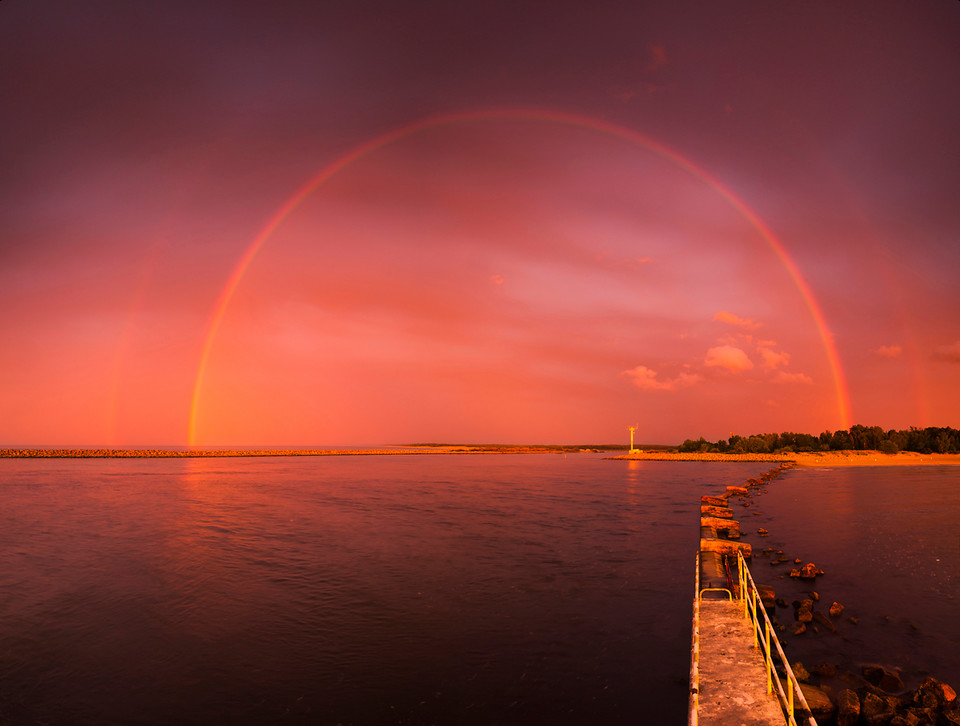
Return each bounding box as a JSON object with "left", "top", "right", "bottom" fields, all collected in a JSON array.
[
  {"left": 611, "top": 452, "right": 795, "bottom": 463},
  {"left": 791, "top": 450, "right": 960, "bottom": 466},
  {"left": 0, "top": 445, "right": 595, "bottom": 459},
  {"left": 613, "top": 450, "right": 960, "bottom": 466}
]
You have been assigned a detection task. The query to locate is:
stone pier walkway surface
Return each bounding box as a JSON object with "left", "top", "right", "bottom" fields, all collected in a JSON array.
[{"left": 697, "top": 599, "right": 785, "bottom": 726}]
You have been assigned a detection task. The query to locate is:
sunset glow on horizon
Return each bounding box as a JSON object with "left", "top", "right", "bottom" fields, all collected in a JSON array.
[{"left": 2, "top": 1, "right": 958, "bottom": 447}]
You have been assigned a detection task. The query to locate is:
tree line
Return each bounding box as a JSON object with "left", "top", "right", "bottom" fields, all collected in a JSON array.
[{"left": 678, "top": 425, "right": 960, "bottom": 455}]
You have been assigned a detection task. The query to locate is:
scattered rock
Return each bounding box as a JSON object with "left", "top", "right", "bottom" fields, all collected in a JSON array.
[
  {"left": 838, "top": 671, "right": 870, "bottom": 690},
  {"left": 864, "top": 665, "right": 905, "bottom": 693},
  {"left": 798, "top": 608, "right": 813, "bottom": 623},
  {"left": 793, "top": 622, "right": 807, "bottom": 636},
  {"left": 863, "top": 692, "right": 897, "bottom": 726},
  {"left": 792, "top": 661, "right": 811, "bottom": 683},
  {"left": 909, "top": 706, "right": 939, "bottom": 725},
  {"left": 757, "top": 528, "right": 769, "bottom": 536},
  {"left": 813, "top": 611, "right": 837, "bottom": 633},
  {"left": 798, "top": 562, "right": 825, "bottom": 579},
  {"left": 810, "top": 591, "right": 820, "bottom": 601},
  {"left": 889, "top": 711, "right": 921, "bottom": 726},
  {"left": 776, "top": 597, "right": 789, "bottom": 608},
  {"left": 914, "top": 678, "right": 949, "bottom": 711},
  {"left": 848, "top": 616, "right": 860, "bottom": 625},
  {"left": 756, "top": 584, "right": 776, "bottom": 610},
  {"left": 830, "top": 601, "right": 845, "bottom": 617},
  {"left": 939, "top": 709, "right": 960, "bottom": 726},
  {"left": 795, "top": 557, "right": 802, "bottom": 564},
  {"left": 941, "top": 682, "right": 957, "bottom": 707},
  {"left": 810, "top": 663, "right": 838, "bottom": 678},
  {"left": 837, "top": 689, "right": 860, "bottom": 726},
  {"left": 795, "top": 682, "right": 837, "bottom": 716}
]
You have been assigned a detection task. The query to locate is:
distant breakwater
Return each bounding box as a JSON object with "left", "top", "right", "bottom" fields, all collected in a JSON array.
[{"left": 0, "top": 446, "right": 590, "bottom": 458}]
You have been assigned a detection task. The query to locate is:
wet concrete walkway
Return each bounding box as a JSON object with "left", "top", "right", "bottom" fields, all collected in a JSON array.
[{"left": 697, "top": 599, "right": 785, "bottom": 726}]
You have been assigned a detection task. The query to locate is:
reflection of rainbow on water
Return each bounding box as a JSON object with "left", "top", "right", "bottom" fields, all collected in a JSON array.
[{"left": 188, "top": 108, "right": 852, "bottom": 445}]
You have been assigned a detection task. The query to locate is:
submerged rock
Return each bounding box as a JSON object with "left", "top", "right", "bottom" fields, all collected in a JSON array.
[
  {"left": 813, "top": 611, "right": 837, "bottom": 633},
  {"left": 809, "top": 662, "right": 838, "bottom": 678},
  {"left": 830, "top": 601, "right": 845, "bottom": 617},
  {"left": 792, "top": 661, "right": 812, "bottom": 683},
  {"left": 864, "top": 665, "right": 905, "bottom": 693}
]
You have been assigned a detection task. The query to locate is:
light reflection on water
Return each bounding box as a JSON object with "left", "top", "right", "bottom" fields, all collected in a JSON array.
[{"left": 1, "top": 456, "right": 956, "bottom": 724}]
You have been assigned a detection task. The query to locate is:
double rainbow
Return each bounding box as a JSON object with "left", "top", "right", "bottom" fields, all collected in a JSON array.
[{"left": 188, "top": 108, "right": 851, "bottom": 445}]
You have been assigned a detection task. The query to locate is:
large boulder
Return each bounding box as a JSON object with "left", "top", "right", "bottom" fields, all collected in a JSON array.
[
  {"left": 836, "top": 689, "right": 860, "bottom": 726},
  {"left": 890, "top": 712, "right": 922, "bottom": 726},
  {"left": 798, "top": 682, "right": 837, "bottom": 717},
  {"left": 863, "top": 691, "right": 897, "bottom": 726},
  {"left": 701, "top": 494, "right": 728, "bottom": 506},
  {"left": 792, "top": 662, "right": 811, "bottom": 683},
  {"left": 864, "top": 666, "right": 906, "bottom": 693},
  {"left": 756, "top": 584, "right": 776, "bottom": 610},
  {"left": 914, "top": 678, "right": 950, "bottom": 711}
]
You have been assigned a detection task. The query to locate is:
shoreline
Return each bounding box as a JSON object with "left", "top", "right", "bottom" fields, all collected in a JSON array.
[
  {"left": 0, "top": 445, "right": 613, "bottom": 459},
  {"left": 2, "top": 448, "right": 958, "bottom": 465},
  {"left": 613, "top": 450, "right": 960, "bottom": 466}
]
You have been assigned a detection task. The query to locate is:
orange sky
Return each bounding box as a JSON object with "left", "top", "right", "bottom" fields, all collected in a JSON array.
[{"left": 1, "top": 1, "right": 958, "bottom": 447}]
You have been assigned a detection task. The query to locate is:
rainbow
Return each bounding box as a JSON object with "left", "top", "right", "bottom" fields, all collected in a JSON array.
[{"left": 188, "top": 108, "right": 852, "bottom": 445}]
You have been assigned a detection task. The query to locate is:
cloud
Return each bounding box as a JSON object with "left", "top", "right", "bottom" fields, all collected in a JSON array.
[
  {"left": 714, "top": 311, "right": 761, "bottom": 330},
  {"left": 645, "top": 42, "right": 668, "bottom": 72},
  {"left": 775, "top": 371, "right": 814, "bottom": 384},
  {"left": 704, "top": 345, "right": 754, "bottom": 372},
  {"left": 874, "top": 344, "right": 902, "bottom": 358},
  {"left": 759, "top": 347, "right": 790, "bottom": 369},
  {"left": 933, "top": 340, "right": 960, "bottom": 363},
  {"left": 622, "top": 365, "right": 702, "bottom": 391}
]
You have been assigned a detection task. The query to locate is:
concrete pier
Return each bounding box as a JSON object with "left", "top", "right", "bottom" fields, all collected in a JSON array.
[
  {"left": 691, "top": 467, "right": 817, "bottom": 726},
  {"left": 696, "top": 598, "right": 785, "bottom": 725}
]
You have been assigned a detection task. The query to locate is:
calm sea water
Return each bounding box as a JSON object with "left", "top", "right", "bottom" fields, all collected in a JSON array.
[
  {"left": 0, "top": 456, "right": 956, "bottom": 725},
  {"left": 731, "top": 465, "right": 960, "bottom": 692}
]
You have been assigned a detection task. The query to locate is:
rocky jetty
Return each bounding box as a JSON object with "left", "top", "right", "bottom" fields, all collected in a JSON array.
[{"left": 718, "top": 463, "right": 959, "bottom": 726}]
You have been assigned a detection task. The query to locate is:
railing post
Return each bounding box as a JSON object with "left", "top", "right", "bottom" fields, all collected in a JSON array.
[{"left": 764, "top": 621, "right": 772, "bottom": 694}]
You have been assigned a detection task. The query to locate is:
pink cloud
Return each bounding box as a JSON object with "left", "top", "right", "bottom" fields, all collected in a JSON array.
[
  {"left": 714, "top": 310, "right": 761, "bottom": 330},
  {"left": 874, "top": 344, "right": 902, "bottom": 358},
  {"left": 759, "top": 347, "right": 790, "bottom": 369},
  {"left": 704, "top": 345, "right": 754, "bottom": 372},
  {"left": 645, "top": 42, "right": 668, "bottom": 72},
  {"left": 933, "top": 341, "right": 960, "bottom": 363},
  {"left": 775, "top": 371, "right": 814, "bottom": 384},
  {"left": 622, "top": 365, "right": 702, "bottom": 391}
]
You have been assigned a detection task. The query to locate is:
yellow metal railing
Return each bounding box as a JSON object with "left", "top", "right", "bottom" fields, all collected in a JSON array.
[
  {"left": 737, "top": 551, "right": 819, "bottom": 726},
  {"left": 689, "top": 554, "right": 700, "bottom": 726}
]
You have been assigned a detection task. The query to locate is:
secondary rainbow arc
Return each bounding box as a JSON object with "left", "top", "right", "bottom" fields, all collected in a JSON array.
[{"left": 188, "top": 107, "right": 852, "bottom": 445}]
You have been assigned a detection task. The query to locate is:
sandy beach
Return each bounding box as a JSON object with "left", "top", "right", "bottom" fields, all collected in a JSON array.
[
  {"left": 790, "top": 450, "right": 960, "bottom": 466},
  {"left": 613, "top": 450, "right": 960, "bottom": 466}
]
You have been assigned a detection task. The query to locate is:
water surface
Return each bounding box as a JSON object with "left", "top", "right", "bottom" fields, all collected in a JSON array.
[{"left": 0, "top": 455, "right": 772, "bottom": 725}]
